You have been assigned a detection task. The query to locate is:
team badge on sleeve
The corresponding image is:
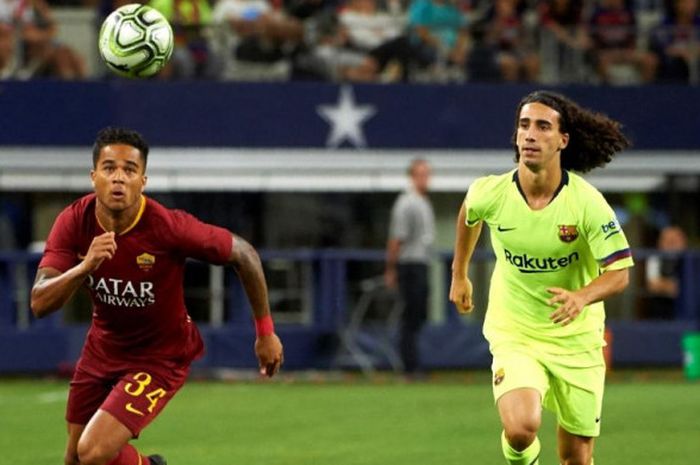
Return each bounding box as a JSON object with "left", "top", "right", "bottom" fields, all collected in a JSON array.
[
  {"left": 558, "top": 225, "right": 579, "bottom": 243},
  {"left": 136, "top": 253, "right": 156, "bottom": 271}
]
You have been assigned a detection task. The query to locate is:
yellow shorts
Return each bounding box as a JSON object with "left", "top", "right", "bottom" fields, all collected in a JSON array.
[{"left": 490, "top": 344, "right": 606, "bottom": 437}]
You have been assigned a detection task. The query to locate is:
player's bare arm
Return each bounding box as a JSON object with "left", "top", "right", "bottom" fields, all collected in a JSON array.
[
  {"left": 449, "top": 203, "right": 482, "bottom": 314},
  {"left": 31, "top": 232, "right": 117, "bottom": 318},
  {"left": 548, "top": 268, "right": 630, "bottom": 326},
  {"left": 228, "top": 234, "right": 284, "bottom": 377}
]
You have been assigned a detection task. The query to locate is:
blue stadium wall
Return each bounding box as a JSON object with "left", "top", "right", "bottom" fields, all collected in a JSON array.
[
  {"left": 1, "top": 82, "right": 699, "bottom": 373},
  {"left": 1, "top": 81, "right": 699, "bottom": 149}
]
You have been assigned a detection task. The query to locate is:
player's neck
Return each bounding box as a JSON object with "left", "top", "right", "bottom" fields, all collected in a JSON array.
[
  {"left": 517, "top": 164, "right": 562, "bottom": 209},
  {"left": 95, "top": 196, "right": 144, "bottom": 234}
]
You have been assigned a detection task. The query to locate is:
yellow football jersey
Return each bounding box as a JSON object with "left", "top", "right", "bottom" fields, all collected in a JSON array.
[{"left": 465, "top": 169, "right": 634, "bottom": 355}]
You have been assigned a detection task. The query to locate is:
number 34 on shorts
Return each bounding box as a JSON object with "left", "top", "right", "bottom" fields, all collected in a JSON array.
[{"left": 122, "top": 372, "right": 168, "bottom": 417}]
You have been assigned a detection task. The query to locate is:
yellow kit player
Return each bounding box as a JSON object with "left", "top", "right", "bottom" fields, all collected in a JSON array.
[{"left": 450, "top": 91, "right": 634, "bottom": 465}]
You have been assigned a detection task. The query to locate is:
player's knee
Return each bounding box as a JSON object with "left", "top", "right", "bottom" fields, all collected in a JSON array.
[
  {"left": 76, "top": 439, "right": 112, "bottom": 465},
  {"left": 504, "top": 421, "right": 539, "bottom": 451}
]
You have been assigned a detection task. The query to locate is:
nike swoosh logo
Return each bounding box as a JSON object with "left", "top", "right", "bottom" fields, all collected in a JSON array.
[{"left": 497, "top": 225, "right": 516, "bottom": 232}]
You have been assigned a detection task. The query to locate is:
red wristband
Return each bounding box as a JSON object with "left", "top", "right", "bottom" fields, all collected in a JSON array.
[{"left": 254, "top": 315, "right": 274, "bottom": 337}]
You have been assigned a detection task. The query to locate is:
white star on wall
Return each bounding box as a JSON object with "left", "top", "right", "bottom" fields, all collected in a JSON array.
[{"left": 317, "top": 86, "right": 377, "bottom": 148}]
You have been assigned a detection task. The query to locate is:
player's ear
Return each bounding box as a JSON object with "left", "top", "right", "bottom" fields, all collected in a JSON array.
[
  {"left": 141, "top": 175, "right": 148, "bottom": 192},
  {"left": 560, "top": 132, "right": 569, "bottom": 150},
  {"left": 90, "top": 170, "right": 96, "bottom": 188}
]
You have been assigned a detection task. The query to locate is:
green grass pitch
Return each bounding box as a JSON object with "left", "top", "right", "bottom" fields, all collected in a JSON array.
[{"left": 2, "top": 373, "right": 699, "bottom": 464}]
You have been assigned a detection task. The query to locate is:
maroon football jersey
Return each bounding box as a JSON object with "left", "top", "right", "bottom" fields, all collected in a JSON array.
[{"left": 39, "top": 194, "right": 232, "bottom": 364}]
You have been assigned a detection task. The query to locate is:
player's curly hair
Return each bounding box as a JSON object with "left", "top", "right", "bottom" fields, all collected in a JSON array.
[
  {"left": 511, "top": 91, "right": 631, "bottom": 173},
  {"left": 92, "top": 127, "right": 149, "bottom": 171}
]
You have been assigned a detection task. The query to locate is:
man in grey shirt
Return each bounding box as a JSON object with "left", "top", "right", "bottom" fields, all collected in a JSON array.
[{"left": 385, "top": 159, "right": 435, "bottom": 375}]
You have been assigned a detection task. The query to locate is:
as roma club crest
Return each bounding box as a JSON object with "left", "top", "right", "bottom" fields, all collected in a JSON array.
[
  {"left": 494, "top": 368, "right": 505, "bottom": 386},
  {"left": 558, "top": 225, "right": 579, "bottom": 243},
  {"left": 136, "top": 252, "right": 155, "bottom": 271}
]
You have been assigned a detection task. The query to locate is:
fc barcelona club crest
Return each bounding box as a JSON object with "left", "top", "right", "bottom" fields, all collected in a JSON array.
[
  {"left": 494, "top": 368, "right": 505, "bottom": 386},
  {"left": 136, "top": 252, "right": 155, "bottom": 271},
  {"left": 558, "top": 225, "right": 579, "bottom": 243}
]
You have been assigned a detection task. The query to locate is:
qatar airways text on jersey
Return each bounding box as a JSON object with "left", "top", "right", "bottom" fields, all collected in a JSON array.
[{"left": 86, "top": 275, "right": 155, "bottom": 308}]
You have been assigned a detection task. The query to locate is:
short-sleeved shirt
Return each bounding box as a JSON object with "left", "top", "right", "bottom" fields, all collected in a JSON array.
[
  {"left": 39, "top": 194, "right": 232, "bottom": 365},
  {"left": 465, "top": 170, "right": 633, "bottom": 355},
  {"left": 408, "top": 0, "right": 464, "bottom": 50},
  {"left": 389, "top": 188, "right": 435, "bottom": 264}
]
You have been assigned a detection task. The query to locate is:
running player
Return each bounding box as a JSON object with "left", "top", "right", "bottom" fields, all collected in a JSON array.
[
  {"left": 31, "top": 127, "right": 284, "bottom": 465},
  {"left": 449, "top": 91, "right": 633, "bottom": 465}
]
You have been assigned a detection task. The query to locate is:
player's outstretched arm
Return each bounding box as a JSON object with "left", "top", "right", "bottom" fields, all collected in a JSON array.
[
  {"left": 31, "top": 232, "right": 117, "bottom": 318},
  {"left": 228, "top": 234, "right": 283, "bottom": 377},
  {"left": 449, "top": 204, "right": 482, "bottom": 314}
]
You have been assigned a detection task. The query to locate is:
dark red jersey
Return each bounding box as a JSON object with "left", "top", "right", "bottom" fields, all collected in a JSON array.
[{"left": 39, "top": 194, "right": 232, "bottom": 364}]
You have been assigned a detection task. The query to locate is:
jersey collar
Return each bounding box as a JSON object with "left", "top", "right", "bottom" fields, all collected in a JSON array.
[
  {"left": 95, "top": 195, "right": 147, "bottom": 236},
  {"left": 512, "top": 169, "right": 569, "bottom": 206}
]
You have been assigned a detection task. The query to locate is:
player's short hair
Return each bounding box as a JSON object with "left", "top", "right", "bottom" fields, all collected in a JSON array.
[
  {"left": 511, "top": 90, "right": 631, "bottom": 173},
  {"left": 92, "top": 127, "right": 149, "bottom": 171},
  {"left": 408, "top": 158, "right": 430, "bottom": 176}
]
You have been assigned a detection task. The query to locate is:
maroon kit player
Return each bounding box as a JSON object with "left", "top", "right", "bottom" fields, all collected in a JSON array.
[{"left": 31, "top": 127, "right": 284, "bottom": 465}]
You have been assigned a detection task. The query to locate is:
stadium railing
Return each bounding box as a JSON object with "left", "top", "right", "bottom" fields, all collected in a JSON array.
[{"left": 1, "top": 249, "right": 698, "bottom": 372}]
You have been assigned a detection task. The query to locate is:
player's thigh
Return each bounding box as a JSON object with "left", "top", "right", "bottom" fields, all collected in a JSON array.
[
  {"left": 66, "top": 366, "right": 114, "bottom": 427},
  {"left": 491, "top": 348, "right": 548, "bottom": 402},
  {"left": 65, "top": 423, "right": 85, "bottom": 465},
  {"left": 557, "top": 425, "right": 595, "bottom": 465},
  {"left": 491, "top": 349, "right": 548, "bottom": 431},
  {"left": 544, "top": 351, "right": 605, "bottom": 438},
  {"left": 77, "top": 409, "right": 133, "bottom": 463},
  {"left": 100, "top": 368, "right": 187, "bottom": 437}
]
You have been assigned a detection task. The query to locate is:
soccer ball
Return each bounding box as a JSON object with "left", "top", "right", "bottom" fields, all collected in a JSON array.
[{"left": 98, "top": 4, "right": 174, "bottom": 78}]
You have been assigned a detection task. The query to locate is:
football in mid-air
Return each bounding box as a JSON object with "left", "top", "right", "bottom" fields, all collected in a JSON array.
[{"left": 98, "top": 4, "right": 173, "bottom": 78}]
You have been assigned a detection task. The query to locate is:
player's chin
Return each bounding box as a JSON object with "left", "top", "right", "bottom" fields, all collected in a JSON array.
[{"left": 521, "top": 157, "right": 541, "bottom": 170}]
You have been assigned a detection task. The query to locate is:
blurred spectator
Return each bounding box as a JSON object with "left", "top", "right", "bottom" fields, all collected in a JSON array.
[
  {"left": 538, "top": 0, "right": 591, "bottom": 81},
  {"left": 150, "top": 0, "right": 220, "bottom": 78},
  {"left": 469, "top": 0, "right": 539, "bottom": 81},
  {"left": 340, "top": 0, "right": 403, "bottom": 53},
  {"left": 464, "top": 19, "right": 501, "bottom": 81},
  {"left": 644, "top": 225, "right": 688, "bottom": 319},
  {"left": 385, "top": 159, "right": 435, "bottom": 376},
  {"left": 0, "top": 22, "right": 17, "bottom": 78},
  {"left": 540, "top": 0, "right": 589, "bottom": 49},
  {"left": 650, "top": 0, "right": 700, "bottom": 83},
  {"left": 300, "top": 0, "right": 466, "bottom": 81},
  {"left": 408, "top": 0, "right": 468, "bottom": 77},
  {"left": 588, "top": 0, "right": 657, "bottom": 83},
  {"left": 297, "top": 10, "right": 368, "bottom": 80},
  {"left": 212, "top": 0, "right": 303, "bottom": 70},
  {"left": 333, "top": 0, "right": 406, "bottom": 81},
  {"left": 1, "top": 0, "right": 86, "bottom": 79}
]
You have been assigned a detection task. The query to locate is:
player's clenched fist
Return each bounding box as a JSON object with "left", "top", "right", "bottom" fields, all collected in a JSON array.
[
  {"left": 255, "top": 334, "right": 284, "bottom": 378},
  {"left": 449, "top": 275, "right": 474, "bottom": 314},
  {"left": 82, "top": 232, "right": 117, "bottom": 272}
]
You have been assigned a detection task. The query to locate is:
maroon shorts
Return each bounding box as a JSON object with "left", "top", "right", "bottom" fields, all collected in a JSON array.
[{"left": 66, "top": 351, "right": 190, "bottom": 436}]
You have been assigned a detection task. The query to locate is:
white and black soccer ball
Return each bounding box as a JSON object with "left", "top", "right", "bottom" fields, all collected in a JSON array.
[{"left": 98, "top": 4, "right": 174, "bottom": 78}]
